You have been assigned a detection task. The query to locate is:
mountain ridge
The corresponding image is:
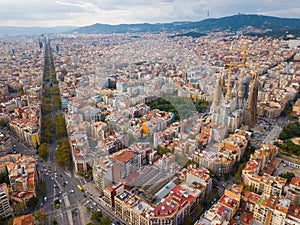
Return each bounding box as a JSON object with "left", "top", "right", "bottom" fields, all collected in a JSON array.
[
  {"left": 72, "top": 14, "right": 300, "bottom": 35},
  {"left": 1, "top": 14, "right": 300, "bottom": 35}
]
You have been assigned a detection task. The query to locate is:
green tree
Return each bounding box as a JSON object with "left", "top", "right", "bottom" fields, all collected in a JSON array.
[
  {"left": 6, "top": 217, "right": 14, "bottom": 225},
  {"left": 53, "top": 95, "right": 61, "bottom": 110},
  {"left": 194, "top": 204, "right": 202, "bottom": 216},
  {"left": 44, "top": 87, "right": 52, "bottom": 98},
  {"left": 52, "top": 86, "right": 60, "bottom": 95},
  {"left": 0, "top": 171, "right": 9, "bottom": 184},
  {"left": 100, "top": 217, "right": 110, "bottom": 225},
  {"left": 234, "top": 163, "right": 246, "bottom": 179},
  {"left": 38, "top": 181, "right": 46, "bottom": 197},
  {"left": 280, "top": 172, "right": 295, "bottom": 183},
  {"left": 0, "top": 118, "right": 9, "bottom": 127},
  {"left": 279, "top": 122, "right": 300, "bottom": 140},
  {"left": 34, "top": 211, "right": 47, "bottom": 225},
  {"left": 52, "top": 217, "right": 58, "bottom": 225},
  {"left": 86, "top": 205, "right": 91, "bottom": 212},
  {"left": 38, "top": 143, "right": 50, "bottom": 161},
  {"left": 91, "top": 210, "right": 102, "bottom": 223},
  {"left": 156, "top": 146, "right": 171, "bottom": 156},
  {"left": 26, "top": 196, "right": 38, "bottom": 209},
  {"left": 43, "top": 129, "right": 54, "bottom": 143},
  {"left": 87, "top": 169, "right": 93, "bottom": 180},
  {"left": 182, "top": 215, "right": 192, "bottom": 225},
  {"left": 55, "top": 138, "right": 71, "bottom": 169},
  {"left": 42, "top": 97, "right": 51, "bottom": 104},
  {"left": 54, "top": 114, "right": 67, "bottom": 138},
  {"left": 42, "top": 103, "right": 52, "bottom": 115},
  {"left": 13, "top": 202, "right": 25, "bottom": 216}
]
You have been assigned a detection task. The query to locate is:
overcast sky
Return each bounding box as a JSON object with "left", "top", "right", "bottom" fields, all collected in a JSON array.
[{"left": 0, "top": 0, "right": 300, "bottom": 27}]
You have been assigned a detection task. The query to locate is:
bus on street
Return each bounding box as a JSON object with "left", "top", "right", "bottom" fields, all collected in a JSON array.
[{"left": 77, "top": 184, "right": 83, "bottom": 191}]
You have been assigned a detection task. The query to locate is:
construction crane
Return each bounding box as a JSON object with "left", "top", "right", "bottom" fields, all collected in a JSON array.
[
  {"left": 224, "top": 61, "right": 246, "bottom": 104},
  {"left": 223, "top": 44, "right": 258, "bottom": 104},
  {"left": 224, "top": 45, "right": 257, "bottom": 77}
]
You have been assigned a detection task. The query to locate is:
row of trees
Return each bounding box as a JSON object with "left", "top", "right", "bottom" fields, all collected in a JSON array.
[
  {"left": 54, "top": 114, "right": 67, "bottom": 138},
  {"left": 40, "top": 40, "right": 64, "bottom": 162},
  {"left": 37, "top": 143, "right": 50, "bottom": 161},
  {"left": 86, "top": 210, "right": 111, "bottom": 225},
  {"left": 55, "top": 138, "right": 71, "bottom": 168},
  {"left": 41, "top": 41, "right": 55, "bottom": 152},
  {"left": 42, "top": 114, "right": 54, "bottom": 143}
]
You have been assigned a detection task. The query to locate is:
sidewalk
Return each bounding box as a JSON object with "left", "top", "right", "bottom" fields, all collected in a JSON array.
[
  {"left": 62, "top": 192, "right": 73, "bottom": 225},
  {"left": 83, "top": 181, "right": 101, "bottom": 199},
  {"left": 79, "top": 204, "right": 92, "bottom": 225}
]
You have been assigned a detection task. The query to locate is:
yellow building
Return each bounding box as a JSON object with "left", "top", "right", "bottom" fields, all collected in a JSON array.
[
  {"left": 253, "top": 195, "right": 290, "bottom": 225},
  {"left": 115, "top": 191, "right": 151, "bottom": 225}
]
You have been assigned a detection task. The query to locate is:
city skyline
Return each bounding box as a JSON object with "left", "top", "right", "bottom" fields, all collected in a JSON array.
[{"left": 0, "top": 0, "right": 300, "bottom": 27}]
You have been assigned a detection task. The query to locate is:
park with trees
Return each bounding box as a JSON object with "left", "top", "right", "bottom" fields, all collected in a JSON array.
[{"left": 275, "top": 122, "right": 300, "bottom": 157}]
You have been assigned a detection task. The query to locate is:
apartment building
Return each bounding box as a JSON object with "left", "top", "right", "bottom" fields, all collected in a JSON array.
[
  {"left": 0, "top": 154, "right": 36, "bottom": 204},
  {"left": 0, "top": 183, "right": 12, "bottom": 219},
  {"left": 13, "top": 214, "right": 34, "bottom": 225},
  {"left": 285, "top": 177, "right": 300, "bottom": 207},
  {"left": 195, "top": 184, "right": 242, "bottom": 225},
  {"left": 241, "top": 191, "right": 300, "bottom": 225},
  {"left": 243, "top": 173, "right": 286, "bottom": 197},
  {"left": 193, "top": 129, "right": 249, "bottom": 175},
  {"left": 196, "top": 203, "right": 230, "bottom": 225},
  {"left": 150, "top": 185, "right": 196, "bottom": 225},
  {"left": 115, "top": 190, "right": 151, "bottom": 225},
  {"left": 9, "top": 106, "right": 41, "bottom": 148},
  {"left": 93, "top": 149, "right": 142, "bottom": 193},
  {"left": 112, "top": 149, "right": 142, "bottom": 179},
  {"left": 253, "top": 195, "right": 290, "bottom": 225}
]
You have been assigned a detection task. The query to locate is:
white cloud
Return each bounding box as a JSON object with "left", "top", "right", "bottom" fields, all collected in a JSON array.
[{"left": 0, "top": 0, "right": 299, "bottom": 26}]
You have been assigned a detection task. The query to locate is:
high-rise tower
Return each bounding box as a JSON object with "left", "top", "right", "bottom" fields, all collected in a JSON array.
[
  {"left": 245, "top": 79, "right": 260, "bottom": 128},
  {"left": 210, "top": 78, "right": 223, "bottom": 113}
]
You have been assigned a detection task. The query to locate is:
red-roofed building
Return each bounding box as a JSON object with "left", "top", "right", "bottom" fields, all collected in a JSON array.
[
  {"left": 13, "top": 214, "right": 34, "bottom": 225},
  {"left": 11, "top": 191, "right": 35, "bottom": 205},
  {"left": 238, "top": 212, "right": 254, "bottom": 225},
  {"left": 103, "top": 183, "right": 125, "bottom": 208},
  {"left": 185, "top": 167, "right": 212, "bottom": 198},
  {"left": 196, "top": 203, "right": 230, "bottom": 225},
  {"left": 242, "top": 191, "right": 262, "bottom": 213},
  {"left": 150, "top": 185, "right": 196, "bottom": 225},
  {"left": 112, "top": 149, "right": 141, "bottom": 179},
  {"left": 253, "top": 195, "right": 290, "bottom": 225},
  {"left": 0, "top": 154, "right": 36, "bottom": 205},
  {"left": 285, "top": 205, "right": 300, "bottom": 225},
  {"left": 286, "top": 177, "right": 300, "bottom": 206},
  {"left": 218, "top": 194, "right": 240, "bottom": 219},
  {"left": 243, "top": 173, "right": 286, "bottom": 197}
]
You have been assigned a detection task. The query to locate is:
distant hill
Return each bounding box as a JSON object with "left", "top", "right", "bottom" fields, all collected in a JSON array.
[
  {"left": 2, "top": 14, "right": 299, "bottom": 36},
  {"left": 72, "top": 14, "right": 300, "bottom": 36},
  {"left": 0, "top": 26, "right": 78, "bottom": 35}
]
